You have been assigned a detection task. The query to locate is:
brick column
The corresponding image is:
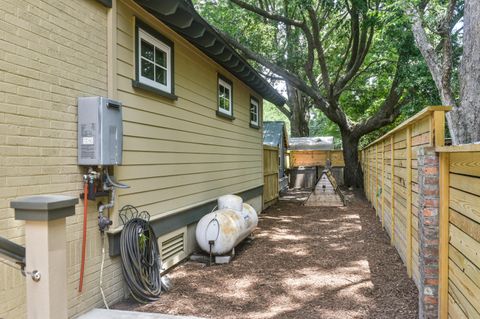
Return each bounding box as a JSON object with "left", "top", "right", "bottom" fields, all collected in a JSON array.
[{"left": 417, "top": 147, "right": 440, "bottom": 319}]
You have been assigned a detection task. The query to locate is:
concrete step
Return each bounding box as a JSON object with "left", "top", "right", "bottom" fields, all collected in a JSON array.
[{"left": 78, "top": 309, "right": 204, "bottom": 319}]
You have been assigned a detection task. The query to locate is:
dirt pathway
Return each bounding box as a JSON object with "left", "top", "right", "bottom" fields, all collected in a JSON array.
[{"left": 114, "top": 191, "right": 418, "bottom": 318}]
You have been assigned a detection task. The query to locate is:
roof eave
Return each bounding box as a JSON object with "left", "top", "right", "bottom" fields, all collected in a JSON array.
[{"left": 134, "top": 0, "right": 286, "bottom": 106}]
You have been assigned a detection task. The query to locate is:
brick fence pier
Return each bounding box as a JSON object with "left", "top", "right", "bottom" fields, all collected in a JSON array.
[{"left": 417, "top": 147, "right": 440, "bottom": 319}]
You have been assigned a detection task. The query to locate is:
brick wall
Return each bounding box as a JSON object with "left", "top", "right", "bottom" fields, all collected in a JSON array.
[
  {"left": 417, "top": 147, "right": 440, "bottom": 319},
  {"left": 0, "top": 1, "right": 126, "bottom": 318}
]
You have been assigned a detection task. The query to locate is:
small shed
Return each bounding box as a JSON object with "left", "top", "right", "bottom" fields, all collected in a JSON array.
[
  {"left": 263, "top": 121, "right": 289, "bottom": 191},
  {"left": 288, "top": 136, "right": 345, "bottom": 189}
]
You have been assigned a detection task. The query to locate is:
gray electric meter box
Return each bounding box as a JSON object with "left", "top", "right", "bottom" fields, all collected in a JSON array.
[{"left": 77, "top": 96, "right": 123, "bottom": 166}]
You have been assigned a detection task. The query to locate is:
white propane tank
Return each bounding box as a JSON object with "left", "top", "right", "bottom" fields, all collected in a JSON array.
[
  {"left": 196, "top": 202, "right": 258, "bottom": 255},
  {"left": 217, "top": 194, "right": 243, "bottom": 212},
  {"left": 241, "top": 203, "right": 258, "bottom": 231}
]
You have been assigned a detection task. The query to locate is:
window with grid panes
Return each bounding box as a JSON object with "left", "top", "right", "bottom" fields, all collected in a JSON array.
[
  {"left": 250, "top": 97, "right": 259, "bottom": 126},
  {"left": 137, "top": 28, "right": 172, "bottom": 94},
  {"left": 218, "top": 77, "right": 233, "bottom": 116}
]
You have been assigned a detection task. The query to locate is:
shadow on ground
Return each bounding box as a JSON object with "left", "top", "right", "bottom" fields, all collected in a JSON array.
[{"left": 113, "top": 189, "right": 418, "bottom": 319}]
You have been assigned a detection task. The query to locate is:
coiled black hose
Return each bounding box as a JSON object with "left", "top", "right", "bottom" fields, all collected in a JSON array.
[{"left": 120, "top": 216, "right": 162, "bottom": 303}]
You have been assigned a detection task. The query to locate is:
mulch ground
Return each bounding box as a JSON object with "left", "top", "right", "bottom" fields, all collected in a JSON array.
[{"left": 113, "top": 189, "right": 418, "bottom": 318}]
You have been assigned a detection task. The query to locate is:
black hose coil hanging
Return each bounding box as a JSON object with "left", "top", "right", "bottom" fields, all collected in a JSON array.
[{"left": 119, "top": 205, "right": 162, "bottom": 303}]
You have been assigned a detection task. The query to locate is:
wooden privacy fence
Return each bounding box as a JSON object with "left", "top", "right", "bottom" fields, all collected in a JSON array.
[
  {"left": 361, "top": 106, "right": 451, "bottom": 287},
  {"left": 263, "top": 145, "right": 279, "bottom": 208},
  {"left": 362, "top": 106, "right": 480, "bottom": 318},
  {"left": 289, "top": 149, "right": 345, "bottom": 168},
  {"left": 437, "top": 144, "right": 480, "bottom": 319}
]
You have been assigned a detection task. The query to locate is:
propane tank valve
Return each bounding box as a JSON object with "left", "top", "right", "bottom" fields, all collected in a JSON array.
[{"left": 208, "top": 240, "right": 215, "bottom": 266}]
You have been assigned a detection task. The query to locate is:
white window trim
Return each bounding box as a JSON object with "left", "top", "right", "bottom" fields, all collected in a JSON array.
[
  {"left": 218, "top": 78, "right": 233, "bottom": 116},
  {"left": 250, "top": 98, "right": 259, "bottom": 126},
  {"left": 138, "top": 28, "right": 172, "bottom": 93}
]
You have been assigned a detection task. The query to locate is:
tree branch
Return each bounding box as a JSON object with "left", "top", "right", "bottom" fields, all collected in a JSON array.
[
  {"left": 408, "top": 5, "right": 457, "bottom": 108},
  {"left": 345, "top": 4, "right": 360, "bottom": 71},
  {"left": 353, "top": 58, "right": 408, "bottom": 137},
  {"left": 334, "top": 24, "right": 374, "bottom": 95},
  {"left": 440, "top": 0, "right": 456, "bottom": 102},
  {"left": 297, "top": 16, "right": 319, "bottom": 91},
  {"left": 216, "top": 29, "right": 330, "bottom": 111},
  {"left": 229, "top": 0, "right": 304, "bottom": 27},
  {"left": 307, "top": 7, "right": 330, "bottom": 93},
  {"left": 229, "top": 0, "right": 319, "bottom": 91},
  {"left": 336, "top": 58, "right": 397, "bottom": 95},
  {"left": 332, "top": 31, "right": 353, "bottom": 88},
  {"left": 321, "top": 13, "right": 348, "bottom": 42},
  {"left": 259, "top": 71, "right": 284, "bottom": 81},
  {"left": 409, "top": 8, "right": 439, "bottom": 76}
]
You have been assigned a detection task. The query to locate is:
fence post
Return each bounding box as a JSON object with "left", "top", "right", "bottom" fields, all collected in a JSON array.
[
  {"left": 370, "top": 148, "right": 373, "bottom": 202},
  {"left": 438, "top": 152, "right": 449, "bottom": 319},
  {"left": 417, "top": 147, "right": 440, "bottom": 319},
  {"left": 406, "top": 126, "right": 413, "bottom": 278},
  {"left": 370, "top": 148, "right": 373, "bottom": 203},
  {"left": 381, "top": 140, "right": 385, "bottom": 228},
  {"left": 375, "top": 144, "right": 379, "bottom": 212},
  {"left": 372, "top": 147, "right": 375, "bottom": 203},
  {"left": 366, "top": 149, "right": 370, "bottom": 201},
  {"left": 391, "top": 135, "right": 395, "bottom": 245},
  {"left": 362, "top": 150, "right": 365, "bottom": 190},
  {"left": 434, "top": 111, "right": 445, "bottom": 147},
  {"left": 10, "top": 195, "right": 78, "bottom": 319}
]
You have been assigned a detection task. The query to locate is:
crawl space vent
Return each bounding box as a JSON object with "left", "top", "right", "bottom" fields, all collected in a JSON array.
[{"left": 158, "top": 227, "right": 187, "bottom": 270}]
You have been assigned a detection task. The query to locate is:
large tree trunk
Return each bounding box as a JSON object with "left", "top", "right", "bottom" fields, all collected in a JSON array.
[
  {"left": 341, "top": 131, "right": 363, "bottom": 188},
  {"left": 410, "top": 1, "right": 480, "bottom": 144},
  {"left": 455, "top": 0, "right": 480, "bottom": 144},
  {"left": 287, "top": 84, "right": 310, "bottom": 137},
  {"left": 290, "top": 108, "right": 309, "bottom": 137}
]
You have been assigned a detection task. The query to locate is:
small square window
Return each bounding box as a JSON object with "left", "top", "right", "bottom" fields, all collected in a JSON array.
[
  {"left": 135, "top": 23, "right": 174, "bottom": 96},
  {"left": 250, "top": 97, "right": 259, "bottom": 127},
  {"left": 218, "top": 76, "right": 233, "bottom": 117}
]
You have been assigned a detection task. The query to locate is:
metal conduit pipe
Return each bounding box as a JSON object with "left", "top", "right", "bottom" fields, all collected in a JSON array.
[
  {"left": 98, "top": 169, "right": 129, "bottom": 232},
  {"left": 98, "top": 188, "right": 115, "bottom": 232},
  {"left": 98, "top": 187, "right": 115, "bottom": 215}
]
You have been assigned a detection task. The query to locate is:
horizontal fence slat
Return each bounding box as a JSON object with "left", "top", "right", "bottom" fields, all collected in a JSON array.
[
  {"left": 449, "top": 188, "right": 480, "bottom": 225},
  {"left": 450, "top": 152, "right": 480, "bottom": 177}
]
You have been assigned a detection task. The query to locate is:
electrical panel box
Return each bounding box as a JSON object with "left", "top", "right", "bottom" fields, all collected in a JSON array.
[{"left": 78, "top": 96, "right": 123, "bottom": 166}]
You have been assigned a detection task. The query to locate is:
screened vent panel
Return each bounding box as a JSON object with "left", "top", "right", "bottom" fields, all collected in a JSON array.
[{"left": 158, "top": 227, "right": 187, "bottom": 270}]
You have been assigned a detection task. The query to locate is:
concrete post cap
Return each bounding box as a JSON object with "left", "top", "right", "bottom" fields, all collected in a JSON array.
[{"left": 11, "top": 195, "right": 79, "bottom": 221}]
